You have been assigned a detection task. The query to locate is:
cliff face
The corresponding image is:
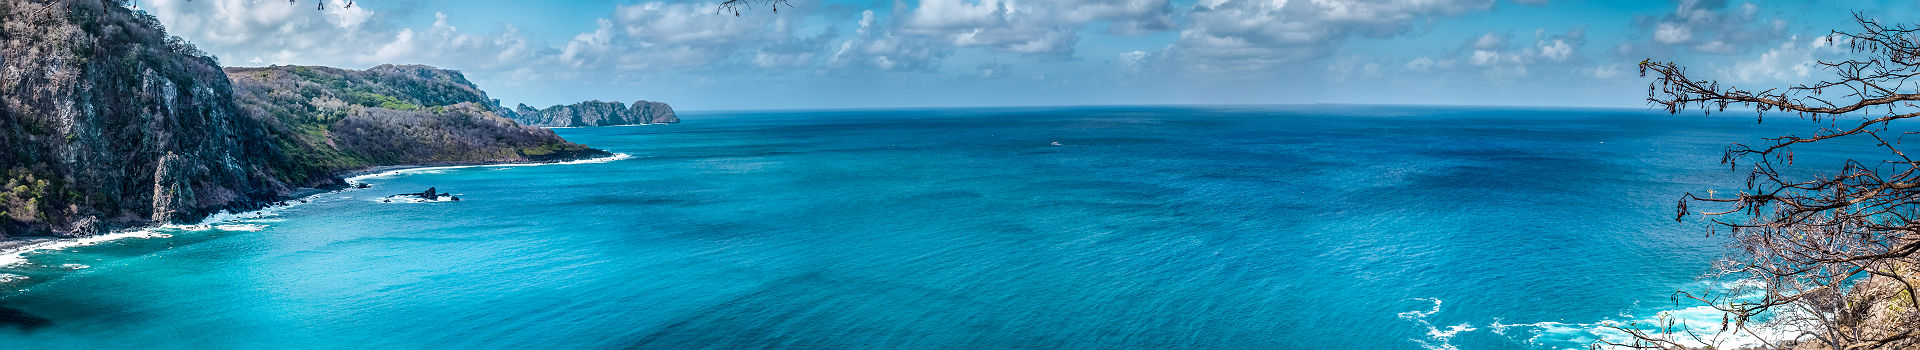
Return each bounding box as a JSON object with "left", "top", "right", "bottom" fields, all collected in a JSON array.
[
  {"left": 0, "top": 0, "right": 607, "bottom": 238},
  {"left": 505, "top": 100, "right": 678, "bottom": 127},
  {"left": 226, "top": 65, "right": 607, "bottom": 188},
  {"left": 1, "top": 0, "right": 282, "bottom": 236}
]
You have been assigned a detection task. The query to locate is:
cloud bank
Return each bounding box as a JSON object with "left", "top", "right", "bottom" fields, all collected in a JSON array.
[{"left": 135, "top": 0, "right": 1869, "bottom": 109}]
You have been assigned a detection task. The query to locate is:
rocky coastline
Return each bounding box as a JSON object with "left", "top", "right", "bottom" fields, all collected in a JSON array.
[
  {"left": 0, "top": 0, "right": 626, "bottom": 239},
  {"left": 0, "top": 151, "right": 630, "bottom": 267}
]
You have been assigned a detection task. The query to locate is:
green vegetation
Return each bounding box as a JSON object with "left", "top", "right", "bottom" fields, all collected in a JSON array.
[
  {"left": 1893, "top": 289, "right": 1914, "bottom": 314},
  {"left": 226, "top": 65, "right": 605, "bottom": 187},
  {"left": 518, "top": 143, "right": 592, "bottom": 157},
  {"left": 344, "top": 92, "right": 421, "bottom": 111},
  {"left": 1, "top": 0, "right": 604, "bottom": 237},
  {"left": 1, "top": 171, "right": 51, "bottom": 224},
  {"left": 1, "top": 0, "right": 262, "bottom": 235}
]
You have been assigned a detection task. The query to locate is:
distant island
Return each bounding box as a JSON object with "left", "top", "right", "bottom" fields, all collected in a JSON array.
[
  {"left": 0, "top": 1, "right": 662, "bottom": 239},
  {"left": 505, "top": 100, "right": 679, "bottom": 127}
]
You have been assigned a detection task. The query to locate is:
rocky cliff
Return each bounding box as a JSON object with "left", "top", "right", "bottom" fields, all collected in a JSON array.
[
  {"left": 504, "top": 100, "right": 678, "bottom": 127},
  {"left": 226, "top": 64, "right": 607, "bottom": 188},
  {"left": 2, "top": 0, "right": 281, "bottom": 237},
  {"left": 0, "top": 0, "right": 606, "bottom": 238}
]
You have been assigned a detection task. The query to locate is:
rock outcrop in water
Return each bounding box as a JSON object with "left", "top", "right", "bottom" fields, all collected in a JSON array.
[
  {"left": 503, "top": 100, "right": 678, "bottom": 127},
  {"left": 0, "top": 0, "right": 606, "bottom": 238}
]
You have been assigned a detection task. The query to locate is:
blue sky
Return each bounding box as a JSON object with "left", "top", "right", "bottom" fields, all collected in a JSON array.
[{"left": 135, "top": 0, "right": 1904, "bottom": 111}]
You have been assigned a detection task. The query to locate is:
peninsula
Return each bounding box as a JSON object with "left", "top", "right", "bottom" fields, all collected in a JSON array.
[{"left": 0, "top": 0, "right": 656, "bottom": 239}]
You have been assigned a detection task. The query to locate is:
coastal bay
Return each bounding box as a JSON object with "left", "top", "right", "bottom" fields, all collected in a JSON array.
[{"left": 0, "top": 106, "right": 1834, "bottom": 349}]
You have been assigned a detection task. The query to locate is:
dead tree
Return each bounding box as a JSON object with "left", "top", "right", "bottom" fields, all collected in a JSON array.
[
  {"left": 180, "top": 0, "right": 352, "bottom": 10},
  {"left": 716, "top": 0, "right": 788, "bottom": 16},
  {"left": 183, "top": 0, "right": 785, "bottom": 14},
  {"left": 1605, "top": 13, "right": 1920, "bottom": 350}
]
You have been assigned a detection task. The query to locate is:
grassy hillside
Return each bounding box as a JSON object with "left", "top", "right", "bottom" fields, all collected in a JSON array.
[{"left": 227, "top": 64, "right": 609, "bottom": 188}]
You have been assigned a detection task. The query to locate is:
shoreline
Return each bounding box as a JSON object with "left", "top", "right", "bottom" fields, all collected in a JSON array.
[
  {"left": 0, "top": 152, "right": 633, "bottom": 268},
  {"left": 540, "top": 123, "right": 667, "bottom": 129}
]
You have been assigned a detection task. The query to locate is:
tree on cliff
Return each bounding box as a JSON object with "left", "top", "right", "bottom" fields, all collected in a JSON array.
[{"left": 1612, "top": 13, "right": 1920, "bottom": 350}]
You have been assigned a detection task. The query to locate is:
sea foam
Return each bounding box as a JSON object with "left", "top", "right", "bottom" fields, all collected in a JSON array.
[
  {"left": 1405, "top": 280, "right": 1805, "bottom": 350},
  {"left": 1398, "top": 298, "right": 1476, "bottom": 350},
  {"left": 0, "top": 153, "right": 632, "bottom": 268},
  {"left": 345, "top": 153, "right": 631, "bottom": 182}
]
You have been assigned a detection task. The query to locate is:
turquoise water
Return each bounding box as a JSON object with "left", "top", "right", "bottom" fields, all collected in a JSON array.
[{"left": 0, "top": 106, "right": 1835, "bottom": 348}]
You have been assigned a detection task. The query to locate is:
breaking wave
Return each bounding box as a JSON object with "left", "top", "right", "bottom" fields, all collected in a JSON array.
[
  {"left": 1402, "top": 281, "right": 1802, "bottom": 349},
  {"left": 346, "top": 153, "right": 631, "bottom": 182},
  {"left": 0, "top": 153, "right": 632, "bottom": 269}
]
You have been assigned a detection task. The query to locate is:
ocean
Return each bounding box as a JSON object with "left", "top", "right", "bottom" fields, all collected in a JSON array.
[{"left": 0, "top": 105, "right": 1838, "bottom": 349}]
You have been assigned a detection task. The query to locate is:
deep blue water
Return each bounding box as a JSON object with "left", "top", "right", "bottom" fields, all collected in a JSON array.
[{"left": 0, "top": 106, "right": 1850, "bottom": 349}]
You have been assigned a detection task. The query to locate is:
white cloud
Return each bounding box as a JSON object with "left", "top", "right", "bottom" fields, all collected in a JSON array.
[
  {"left": 1120, "top": 50, "right": 1149, "bottom": 68},
  {"left": 1653, "top": 22, "right": 1691, "bottom": 44},
  {"left": 1328, "top": 60, "right": 1390, "bottom": 82},
  {"left": 1470, "top": 32, "right": 1510, "bottom": 50},
  {"left": 1406, "top": 27, "right": 1585, "bottom": 80},
  {"left": 1058, "top": 0, "right": 1175, "bottom": 36},
  {"left": 144, "top": 0, "right": 838, "bottom": 77},
  {"left": 972, "top": 62, "right": 1014, "bottom": 79},
  {"left": 1586, "top": 63, "right": 1625, "bottom": 79},
  {"left": 135, "top": 0, "right": 1695, "bottom": 109},
  {"left": 1405, "top": 57, "right": 1435, "bottom": 71},
  {"left": 1538, "top": 39, "right": 1573, "bottom": 62},
  {"left": 558, "top": 2, "right": 788, "bottom": 70},
  {"left": 1720, "top": 34, "right": 1850, "bottom": 84},
  {"left": 823, "top": 10, "right": 950, "bottom": 74},
  {"left": 1628, "top": 0, "right": 1785, "bottom": 55},
  {"left": 896, "top": 0, "right": 1172, "bottom": 57},
  {"left": 1162, "top": 0, "right": 1497, "bottom": 73},
  {"left": 145, "top": 0, "right": 546, "bottom": 73},
  {"left": 143, "top": 0, "right": 387, "bottom": 65},
  {"left": 1469, "top": 50, "right": 1510, "bottom": 66}
]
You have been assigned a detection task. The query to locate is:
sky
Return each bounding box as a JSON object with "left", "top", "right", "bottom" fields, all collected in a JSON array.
[{"left": 130, "top": 0, "right": 1914, "bottom": 111}]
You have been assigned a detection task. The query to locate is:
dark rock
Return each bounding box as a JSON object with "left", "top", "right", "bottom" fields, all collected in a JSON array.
[
  {"left": 0, "top": 1, "right": 606, "bottom": 238},
  {"left": 396, "top": 187, "right": 448, "bottom": 200},
  {"left": 0, "top": 306, "right": 52, "bottom": 331}
]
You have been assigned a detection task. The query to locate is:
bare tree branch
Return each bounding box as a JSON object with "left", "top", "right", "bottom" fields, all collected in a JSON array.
[
  {"left": 1615, "top": 12, "right": 1920, "bottom": 350},
  {"left": 178, "top": 0, "right": 353, "bottom": 10},
  {"left": 716, "top": 0, "right": 787, "bottom": 16}
]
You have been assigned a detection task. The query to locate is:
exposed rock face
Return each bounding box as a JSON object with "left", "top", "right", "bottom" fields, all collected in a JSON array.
[
  {"left": 505, "top": 100, "right": 679, "bottom": 127},
  {"left": 633, "top": 101, "right": 679, "bottom": 124},
  {"left": 2, "top": 0, "right": 283, "bottom": 236},
  {"left": 1786, "top": 265, "right": 1920, "bottom": 349},
  {"left": 0, "top": 0, "right": 607, "bottom": 238}
]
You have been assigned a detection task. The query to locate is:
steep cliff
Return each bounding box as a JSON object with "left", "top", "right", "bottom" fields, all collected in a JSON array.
[
  {"left": 0, "top": 0, "right": 607, "bottom": 238},
  {"left": 505, "top": 100, "right": 678, "bottom": 127},
  {"left": 2, "top": 0, "right": 281, "bottom": 236}
]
